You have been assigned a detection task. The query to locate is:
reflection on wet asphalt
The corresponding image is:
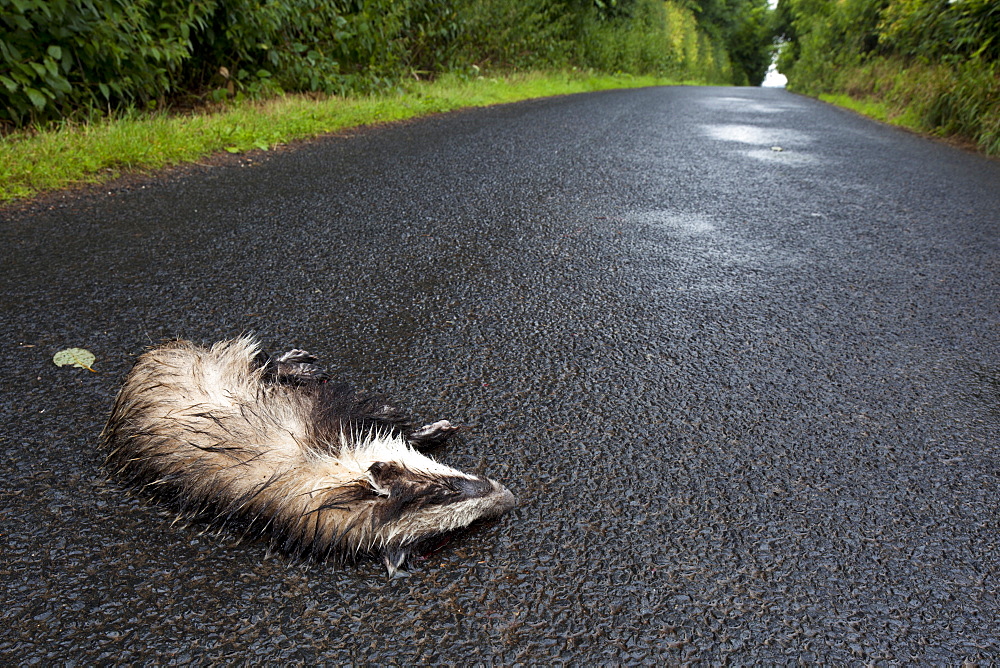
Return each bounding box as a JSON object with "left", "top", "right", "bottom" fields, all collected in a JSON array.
[{"left": 1, "top": 86, "right": 999, "bottom": 663}]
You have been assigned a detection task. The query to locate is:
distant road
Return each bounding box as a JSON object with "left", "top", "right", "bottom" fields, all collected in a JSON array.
[{"left": 2, "top": 86, "right": 998, "bottom": 663}]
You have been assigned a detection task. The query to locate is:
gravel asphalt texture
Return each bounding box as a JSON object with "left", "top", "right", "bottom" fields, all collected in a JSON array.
[{"left": 2, "top": 85, "right": 999, "bottom": 663}]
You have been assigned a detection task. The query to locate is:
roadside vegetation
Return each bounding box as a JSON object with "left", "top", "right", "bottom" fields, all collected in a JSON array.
[
  {"left": 1, "top": 0, "right": 773, "bottom": 202},
  {"left": 773, "top": 0, "right": 1000, "bottom": 155},
  {"left": 1, "top": 72, "right": 679, "bottom": 201}
]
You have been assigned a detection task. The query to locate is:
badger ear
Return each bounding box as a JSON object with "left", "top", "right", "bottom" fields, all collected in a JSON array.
[
  {"left": 369, "top": 461, "right": 402, "bottom": 483},
  {"left": 367, "top": 461, "right": 398, "bottom": 496}
]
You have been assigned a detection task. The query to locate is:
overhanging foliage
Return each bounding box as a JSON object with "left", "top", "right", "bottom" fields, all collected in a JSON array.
[{"left": 1, "top": 0, "right": 773, "bottom": 127}]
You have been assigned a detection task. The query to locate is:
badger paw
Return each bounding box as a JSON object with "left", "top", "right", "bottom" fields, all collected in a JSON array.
[
  {"left": 272, "top": 348, "right": 330, "bottom": 383},
  {"left": 275, "top": 348, "right": 318, "bottom": 365},
  {"left": 408, "top": 420, "right": 458, "bottom": 448},
  {"left": 383, "top": 548, "right": 411, "bottom": 578}
]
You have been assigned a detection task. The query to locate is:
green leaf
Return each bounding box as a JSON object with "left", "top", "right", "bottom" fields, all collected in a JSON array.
[
  {"left": 25, "top": 87, "right": 47, "bottom": 109},
  {"left": 49, "top": 76, "right": 72, "bottom": 94},
  {"left": 53, "top": 348, "right": 97, "bottom": 372},
  {"left": 47, "top": 45, "right": 62, "bottom": 60}
]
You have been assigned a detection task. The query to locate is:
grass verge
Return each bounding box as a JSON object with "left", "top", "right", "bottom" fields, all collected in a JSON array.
[
  {"left": 817, "top": 93, "right": 922, "bottom": 130},
  {"left": 803, "top": 57, "right": 1000, "bottom": 157},
  {"left": 0, "top": 71, "right": 680, "bottom": 203}
]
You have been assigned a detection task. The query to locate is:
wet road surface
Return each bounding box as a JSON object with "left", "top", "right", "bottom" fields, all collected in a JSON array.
[{"left": 2, "top": 86, "right": 999, "bottom": 663}]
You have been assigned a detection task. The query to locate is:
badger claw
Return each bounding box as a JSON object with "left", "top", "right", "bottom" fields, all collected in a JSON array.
[
  {"left": 271, "top": 348, "right": 330, "bottom": 383},
  {"left": 276, "top": 348, "right": 317, "bottom": 363},
  {"left": 408, "top": 420, "right": 458, "bottom": 448},
  {"left": 383, "top": 549, "right": 411, "bottom": 578}
]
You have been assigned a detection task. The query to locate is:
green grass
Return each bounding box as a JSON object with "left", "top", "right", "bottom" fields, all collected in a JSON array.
[
  {"left": 818, "top": 93, "right": 892, "bottom": 123},
  {"left": 818, "top": 92, "right": 922, "bottom": 131},
  {"left": 804, "top": 57, "right": 1000, "bottom": 157},
  {"left": 819, "top": 87, "right": 924, "bottom": 131},
  {"left": 0, "top": 71, "right": 678, "bottom": 203}
]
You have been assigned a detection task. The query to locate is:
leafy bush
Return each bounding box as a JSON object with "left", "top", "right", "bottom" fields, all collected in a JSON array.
[
  {"left": 775, "top": 0, "right": 1000, "bottom": 154},
  {"left": 1, "top": 0, "right": 769, "bottom": 128},
  {"left": 450, "top": 0, "right": 574, "bottom": 71},
  {"left": 578, "top": 0, "right": 679, "bottom": 75},
  {"left": 1, "top": 0, "right": 213, "bottom": 123}
]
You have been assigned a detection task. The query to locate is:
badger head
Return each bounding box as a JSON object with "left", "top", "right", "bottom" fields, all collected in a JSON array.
[
  {"left": 364, "top": 458, "right": 516, "bottom": 575},
  {"left": 314, "top": 432, "right": 516, "bottom": 576}
]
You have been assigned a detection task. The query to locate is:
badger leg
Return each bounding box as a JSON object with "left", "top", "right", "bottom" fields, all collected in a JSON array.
[
  {"left": 260, "top": 345, "right": 460, "bottom": 448},
  {"left": 255, "top": 348, "right": 331, "bottom": 384},
  {"left": 407, "top": 419, "right": 458, "bottom": 448},
  {"left": 360, "top": 402, "right": 458, "bottom": 448}
]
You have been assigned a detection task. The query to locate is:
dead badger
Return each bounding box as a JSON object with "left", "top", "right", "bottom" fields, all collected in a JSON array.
[{"left": 101, "top": 336, "right": 515, "bottom": 575}]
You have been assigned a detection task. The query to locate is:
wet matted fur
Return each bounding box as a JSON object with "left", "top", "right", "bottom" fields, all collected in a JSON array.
[{"left": 101, "top": 337, "right": 515, "bottom": 575}]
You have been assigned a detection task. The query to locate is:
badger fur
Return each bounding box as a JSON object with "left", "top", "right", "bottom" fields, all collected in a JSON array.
[{"left": 100, "top": 336, "right": 515, "bottom": 575}]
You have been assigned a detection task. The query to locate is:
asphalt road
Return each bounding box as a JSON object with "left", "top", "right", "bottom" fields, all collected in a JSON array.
[{"left": 2, "top": 85, "right": 998, "bottom": 663}]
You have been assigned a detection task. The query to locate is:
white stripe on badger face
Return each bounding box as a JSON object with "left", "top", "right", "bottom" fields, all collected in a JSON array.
[
  {"left": 344, "top": 430, "right": 478, "bottom": 479},
  {"left": 376, "top": 482, "right": 516, "bottom": 544}
]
